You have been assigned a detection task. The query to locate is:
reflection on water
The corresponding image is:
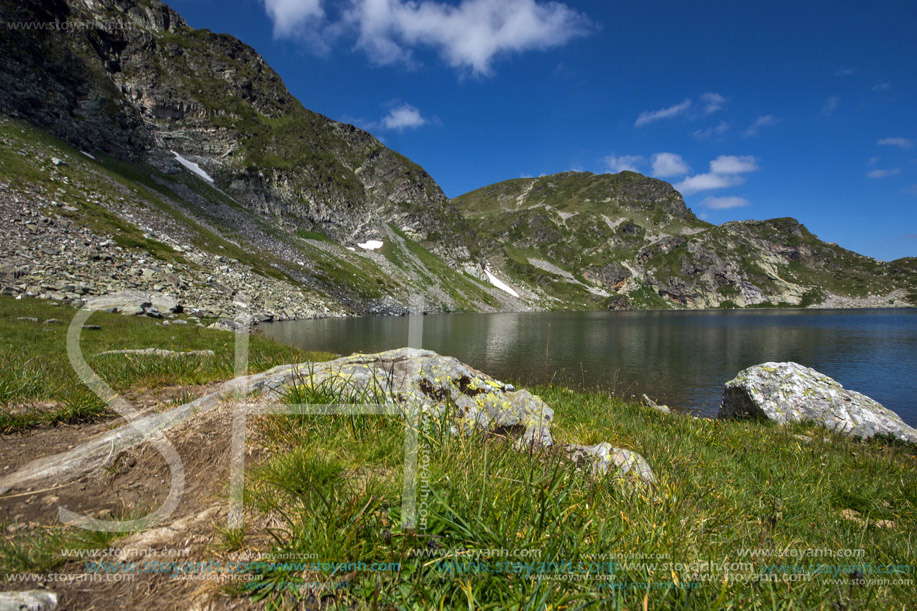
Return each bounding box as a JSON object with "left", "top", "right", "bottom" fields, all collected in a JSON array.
[{"left": 257, "top": 309, "right": 917, "bottom": 425}]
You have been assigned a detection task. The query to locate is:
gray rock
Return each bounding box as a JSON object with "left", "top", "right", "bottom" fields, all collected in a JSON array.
[
  {"left": 565, "top": 443, "right": 656, "bottom": 486},
  {"left": 719, "top": 362, "right": 917, "bottom": 443},
  {"left": 270, "top": 348, "right": 555, "bottom": 449},
  {"left": 0, "top": 590, "right": 58, "bottom": 611},
  {"left": 86, "top": 291, "right": 151, "bottom": 314}
]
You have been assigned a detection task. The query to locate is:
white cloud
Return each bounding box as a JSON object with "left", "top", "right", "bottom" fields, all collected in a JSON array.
[
  {"left": 675, "top": 173, "right": 741, "bottom": 194},
  {"left": 635, "top": 99, "right": 691, "bottom": 127},
  {"left": 268, "top": 0, "right": 593, "bottom": 75},
  {"left": 381, "top": 103, "right": 427, "bottom": 130},
  {"left": 264, "top": 0, "right": 325, "bottom": 37},
  {"left": 710, "top": 155, "right": 759, "bottom": 174},
  {"left": 878, "top": 137, "right": 914, "bottom": 149},
  {"left": 867, "top": 156, "right": 880, "bottom": 166},
  {"left": 867, "top": 168, "right": 901, "bottom": 179},
  {"left": 700, "top": 196, "right": 751, "bottom": 210},
  {"left": 701, "top": 92, "right": 727, "bottom": 114},
  {"left": 605, "top": 154, "right": 643, "bottom": 173},
  {"left": 675, "top": 155, "right": 759, "bottom": 195},
  {"left": 692, "top": 121, "right": 729, "bottom": 140},
  {"left": 873, "top": 80, "right": 891, "bottom": 91},
  {"left": 744, "top": 114, "right": 779, "bottom": 137},
  {"left": 822, "top": 95, "right": 839, "bottom": 116},
  {"left": 651, "top": 153, "right": 690, "bottom": 177},
  {"left": 835, "top": 66, "right": 855, "bottom": 76},
  {"left": 903, "top": 184, "right": 917, "bottom": 196}
]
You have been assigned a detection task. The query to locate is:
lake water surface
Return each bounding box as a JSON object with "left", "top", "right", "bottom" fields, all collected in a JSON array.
[{"left": 257, "top": 309, "right": 917, "bottom": 426}]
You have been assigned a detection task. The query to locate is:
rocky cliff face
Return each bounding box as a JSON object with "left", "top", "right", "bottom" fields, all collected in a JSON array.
[
  {"left": 454, "top": 172, "right": 916, "bottom": 310},
  {"left": 0, "top": 0, "right": 473, "bottom": 260}
]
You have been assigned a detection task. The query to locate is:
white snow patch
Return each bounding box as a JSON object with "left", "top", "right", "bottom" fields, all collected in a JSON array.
[
  {"left": 358, "top": 240, "right": 384, "bottom": 251},
  {"left": 80, "top": 150, "right": 96, "bottom": 160},
  {"left": 485, "top": 269, "right": 520, "bottom": 298},
  {"left": 346, "top": 247, "right": 356, "bottom": 252},
  {"left": 172, "top": 151, "right": 214, "bottom": 183}
]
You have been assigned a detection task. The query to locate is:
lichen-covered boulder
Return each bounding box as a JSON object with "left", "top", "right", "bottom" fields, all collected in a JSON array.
[
  {"left": 565, "top": 443, "right": 656, "bottom": 486},
  {"left": 268, "top": 348, "right": 555, "bottom": 448},
  {"left": 719, "top": 362, "right": 917, "bottom": 443}
]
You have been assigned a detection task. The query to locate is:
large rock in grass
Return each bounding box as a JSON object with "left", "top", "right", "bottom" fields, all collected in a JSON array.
[
  {"left": 719, "top": 362, "right": 917, "bottom": 444},
  {"left": 266, "top": 348, "right": 555, "bottom": 449},
  {"left": 267, "top": 348, "right": 655, "bottom": 485}
]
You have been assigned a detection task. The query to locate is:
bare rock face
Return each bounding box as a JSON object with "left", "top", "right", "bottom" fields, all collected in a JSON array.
[{"left": 719, "top": 362, "right": 917, "bottom": 444}]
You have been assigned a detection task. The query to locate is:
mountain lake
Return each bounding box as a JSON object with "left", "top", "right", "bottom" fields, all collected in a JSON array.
[{"left": 257, "top": 309, "right": 917, "bottom": 427}]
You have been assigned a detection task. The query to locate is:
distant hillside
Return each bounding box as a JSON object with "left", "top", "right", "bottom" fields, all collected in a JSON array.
[{"left": 454, "top": 172, "right": 917, "bottom": 310}]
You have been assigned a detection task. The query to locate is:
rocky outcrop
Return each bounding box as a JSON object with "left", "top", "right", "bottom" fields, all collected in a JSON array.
[{"left": 718, "top": 362, "right": 917, "bottom": 444}]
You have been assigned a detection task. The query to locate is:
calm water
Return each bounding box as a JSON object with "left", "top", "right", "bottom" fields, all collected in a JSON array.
[{"left": 257, "top": 309, "right": 917, "bottom": 426}]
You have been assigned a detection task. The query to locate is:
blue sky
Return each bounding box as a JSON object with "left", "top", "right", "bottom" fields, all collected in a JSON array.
[{"left": 168, "top": 0, "right": 916, "bottom": 261}]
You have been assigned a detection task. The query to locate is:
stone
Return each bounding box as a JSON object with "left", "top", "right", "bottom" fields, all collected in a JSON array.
[
  {"left": 86, "top": 291, "right": 151, "bottom": 314},
  {"left": 642, "top": 394, "right": 671, "bottom": 414},
  {"left": 565, "top": 443, "right": 656, "bottom": 486},
  {"left": 719, "top": 362, "right": 917, "bottom": 444},
  {"left": 0, "top": 590, "right": 58, "bottom": 610}
]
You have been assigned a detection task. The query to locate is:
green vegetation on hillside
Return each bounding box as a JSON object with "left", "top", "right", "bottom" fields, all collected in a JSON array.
[{"left": 0, "top": 297, "right": 334, "bottom": 430}]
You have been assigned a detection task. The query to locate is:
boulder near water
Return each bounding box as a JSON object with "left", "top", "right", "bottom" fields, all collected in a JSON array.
[{"left": 719, "top": 362, "right": 917, "bottom": 444}]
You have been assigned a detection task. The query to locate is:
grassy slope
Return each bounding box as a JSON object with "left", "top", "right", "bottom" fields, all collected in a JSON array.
[
  {"left": 237, "top": 380, "right": 916, "bottom": 609},
  {"left": 0, "top": 296, "right": 335, "bottom": 430}
]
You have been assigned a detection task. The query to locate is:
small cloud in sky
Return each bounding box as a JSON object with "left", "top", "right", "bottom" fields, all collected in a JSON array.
[
  {"left": 822, "top": 95, "right": 839, "bottom": 116},
  {"left": 834, "top": 66, "right": 855, "bottom": 76},
  {"left": 263, "top": 0, "right": 593, "bottom": 76},
  {"left": 867, "top": 156, "right": 880, "bottom": 166},
  {"left": 701, "top": 92, "right": 728, "bottom": 114},
  {"left": 343, "top": 102, "right": 433, "bottom": 132},
  {"left": 878, "top": 137, "right": 914, "bottom": 149},
  {"left": 744, "top": 114, "right": 779, "bottom": 137},
  {"left": 867, "top": 168, "right": 901, "bottom": 179},
  {"left": 381, "top": 103, "right": 428, "bottom": 130},
  {"left": 903, "top": 185, "right": 917, "bottom": 196},
  {"left": 693, "top": 121, "right": 729, "bottom": 140},
  {"left": 675, "top": 155, "right": 759, "bottom": 195},
  {"left": 605, "top": 154, "right": 644, "bottom": 173},
  {"left": 873, "top": 80, "right": 891, "bottom": 91},
  {"left": 635, "top": 99, "right": 692, "bottom": 127},
  {"left": 651, "top": 153, "right": 690, "bottom": 177},
  {"left": 700, "top": 196, "right": 751, "bottom": 210},
  {"left": 710, "top": 155, "right": 759, "bottom": 174}
]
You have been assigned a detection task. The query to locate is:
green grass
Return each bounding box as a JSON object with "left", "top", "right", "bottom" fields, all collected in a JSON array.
[
  {"left": 0, "top": 523, "right": 118, "bottom": 577},
  {"left": 235, "top": 376, "right": 917, "bottom": 609},
  {"left": 0, "top": 297, "right": 335, "bottom": 430}
]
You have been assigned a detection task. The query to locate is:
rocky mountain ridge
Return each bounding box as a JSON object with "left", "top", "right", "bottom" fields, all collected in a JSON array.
[{"left": 454, "top": 172, "right": 916, "bottom": 310}]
